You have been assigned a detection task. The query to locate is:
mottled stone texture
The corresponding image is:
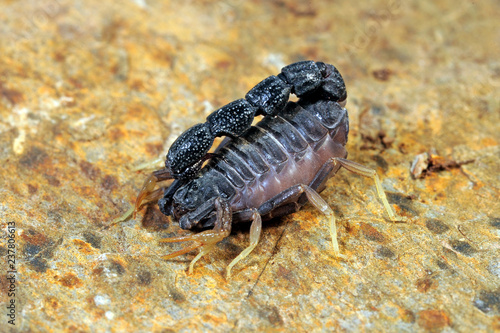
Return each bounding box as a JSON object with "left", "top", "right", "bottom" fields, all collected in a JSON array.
[{"left": 0, "top": 0, "right": 499, "bottom": 332}]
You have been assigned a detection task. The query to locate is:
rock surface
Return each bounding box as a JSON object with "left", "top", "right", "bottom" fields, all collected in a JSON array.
[{"left": 1, "top": 0, "right": 499, "bottom": 332}]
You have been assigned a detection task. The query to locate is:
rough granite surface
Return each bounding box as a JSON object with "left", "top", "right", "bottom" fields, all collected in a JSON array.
[{"left": 0, "top": 0, "right": 499, "bottom": 332}]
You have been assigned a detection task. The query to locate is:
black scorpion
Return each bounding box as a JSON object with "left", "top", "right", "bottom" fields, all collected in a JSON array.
[{"left": 128, "top": 61, "right": 398, "bottom": 278}]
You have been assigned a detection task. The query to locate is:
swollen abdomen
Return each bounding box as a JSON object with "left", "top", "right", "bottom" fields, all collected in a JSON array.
[{"left": 208, "top": 100, "right": 348, "bottom": 212}]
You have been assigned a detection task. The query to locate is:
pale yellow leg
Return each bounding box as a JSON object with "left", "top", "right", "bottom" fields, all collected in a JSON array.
[
  {"left": 226, "top": 210, "right": 262, "bottom": 279},
  {"left": 334, "top": 158, "right": 399, "bottom": 222},
  {"left": 300, "top": 185, "right": 345, "bottom": 258},
  {"left": 112, "top": 206, "right": 136, "bottom": 225},
  {"left": 132, "top": 157, "right": 165, "bottom": 171},
  {"left": 189, "top": 244, "right": 216, "bottom": 274}
]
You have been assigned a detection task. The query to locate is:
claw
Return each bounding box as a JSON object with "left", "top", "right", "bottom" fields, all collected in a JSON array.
[
  {"left": 133, "top": 174, "right": 158, "bottom": 218},
  {"left": 161, "top": 242, "right": 202, "bottom": 260},
  {"left": 160, "top": 228, "right": 230, "bottom": 274},
  {"left": 160, "top": 228, "right": 230, "bottom": 258}
]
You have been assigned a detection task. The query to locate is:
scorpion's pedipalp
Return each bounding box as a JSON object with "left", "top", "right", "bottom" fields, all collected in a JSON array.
[
  {"left": 133, "top": 173, "right": 159, "bottom": 218},
  {"left": 161, "top": 242, "right": 202, "bottom": 260},
  {"left": 161, "top": 198, "right": 232, "bottom": 274},
  {"left": 226, "top": 209, "right": 262, "bottom": 279},
  {"left": 111, "top": 178, "right": 163, "bottom": 225},
  {"left": 334, "top": 158, "right": 401, "bottom": 222},
  {"left": 133, "top": 168, "right": 175, "bottom": 218}
]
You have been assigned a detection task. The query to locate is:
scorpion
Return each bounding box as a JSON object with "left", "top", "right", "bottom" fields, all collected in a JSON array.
[{"left": 128, "top": 61, "right": 398, "bottom": 278}]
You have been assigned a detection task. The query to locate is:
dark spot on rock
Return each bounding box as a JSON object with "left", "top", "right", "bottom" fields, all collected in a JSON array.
[
  {"left": 145, "top": 143, "right": 163, "bottom": 156},
  {"left": 257, "top": 305, "right": 284, "bottom": 327},
  {"left": 29, "top": 256, "right": 49, "bottom": 273},
  {"left": 277, "top": 264, "right": 295, "bottom": 281},
  {"left": 92, "top": 266, "right": 104, "bottom": 276},
  {"left": 28, "top": 184, "right": 38, "bottom": 194},
  {"left": 130, "top": 79, "right": 145, "bottom": 91},
  {"left": 372, "top": 155, "right": 389, "bottom": 172},
  {"left": 170, "top": 288, "right": 186, "bottom": 303},
  {"left": 47, "top": 210, "right": 63, "bottom": 224},
  {"left": 45, "top": 296, "right": 59, "bottom": 309},
  {"left": 137, "top": 270, "right": 152, "bottom": 285},
  {"left": 360, "top": 223, "right": 386, "bottom": 243},
  {"left": 23, "top": 234, "right": 60, "bottom": 273},
  {"left": 416, "top": 277, "right": 438, "bottom": 292},
  {"left": 91, "top": 257, "right": 127, "bottom": 280},
  {"left": 216, "top": 60, "right": 233, "bottom": 70},
  {"left": 0, "top": 246, "right": 7, "bottom": 257},
  {"left": 19, "top": 146, "right": 49, "bottom": 169},
  {"left": 22, "top": 229, "right": 50, "bottom": 246},
  {"left": 372, "top": 68, "right": 393, "bottom": 81},
  {"left": 375, "top": 245, "right": 395, "bottom": 259},
  {"left": 58, "top": 272, "right": 82, "bottom": 288},
  {"left": 379, "top": 131, "right": 395, "bottom": 149},
  {"left": 79, "top": 160, "right": 101, "bottom": 181},
  {"left": 0, "top": 81, "right": 25, "bottom": 104},
  {"left": 67, "top": 324, "right": 88, "bottom": 333},
  {"left": 267, "top": 306, "right": 284, "bottom": 327},
  {"left": 110, "top": 128, "right": 124, "bottom": 141},
  {"left": 450, "top": 240, "right": 476, "bottom": 256},
  {"left": 44, "top": 174, "right": 61, "bottom": 187},
  {"left": 474, "top": 289, "right": 500, "bottom": 313},
  {"left": 401, "top": 309, "right": 415, "bottom": 323},
  {"left": 281, "top": 2, "right": 317, "bottom": 17},
  {"left": 425, "top": 219, "right": 449, "bottom": 234},
  {"left": 370, "top": 105, "right": 384, "bottom": 115},
  {"left": 490, "top": 217, "right": 500, "bottom": 229},
  {"left": 436, "top": 259, "right": 451, "bottom": 270},
  {"left": 110, "top": 260, "right": 125, "bottom": 275},
  {"left": 52, "top": 50, "right": 66, "bottom": 62},
  {"left": 83, "top": 231, "right": 101, "bottom": 249},
  {"left": 68, "top": 77, "right": 84, "bottom": 89},
  {"left": 142, "top": 206, "right": 169, "bottom": 231},
  {"left": 218, "top": 237, "right": 243, "bottom": 257},
  {"left": 398, "top": 142, "right": 409, "bottom": 154},
  {"left": 442, "top": 246, "right": 458, "bottom": 259},
  {"left": 417, "top": 309, "right": 450, "bottom": 330},
  {"left": 386, "top": 193, "right": 418, "bottom": 216},
  {"left": 24, "top": 243, "right": 42, "bottom": 257},
  {"left": 101, "top": 174, "right": 118, "bottom": 191}
]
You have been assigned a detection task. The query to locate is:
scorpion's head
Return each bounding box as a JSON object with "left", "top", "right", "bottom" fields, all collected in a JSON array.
[
  {"left": 173, "top": 178, "right": 217, "bottom": 212},
  {"left": 170, "top": 174, "right": 234, "bottom": 229}
]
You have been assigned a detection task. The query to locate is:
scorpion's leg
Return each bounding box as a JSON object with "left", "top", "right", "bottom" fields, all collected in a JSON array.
[
  {"left": 302, "top": 185, "right": 342, "bottom": 257},
  {"left": 226, "top": 209, "right": 262, "bottom": 279},
  {"left": 333, "top": 158, "right": 398, "bottom": 222},
  {"left": 160, "top": 198, "right": 232, "bottom": 274},
  {"left": 259, "top": 184, "right": 343, "bottom": 257},
  {"left": 131, "top": 156, "right": 165, "bottom": 172}
]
